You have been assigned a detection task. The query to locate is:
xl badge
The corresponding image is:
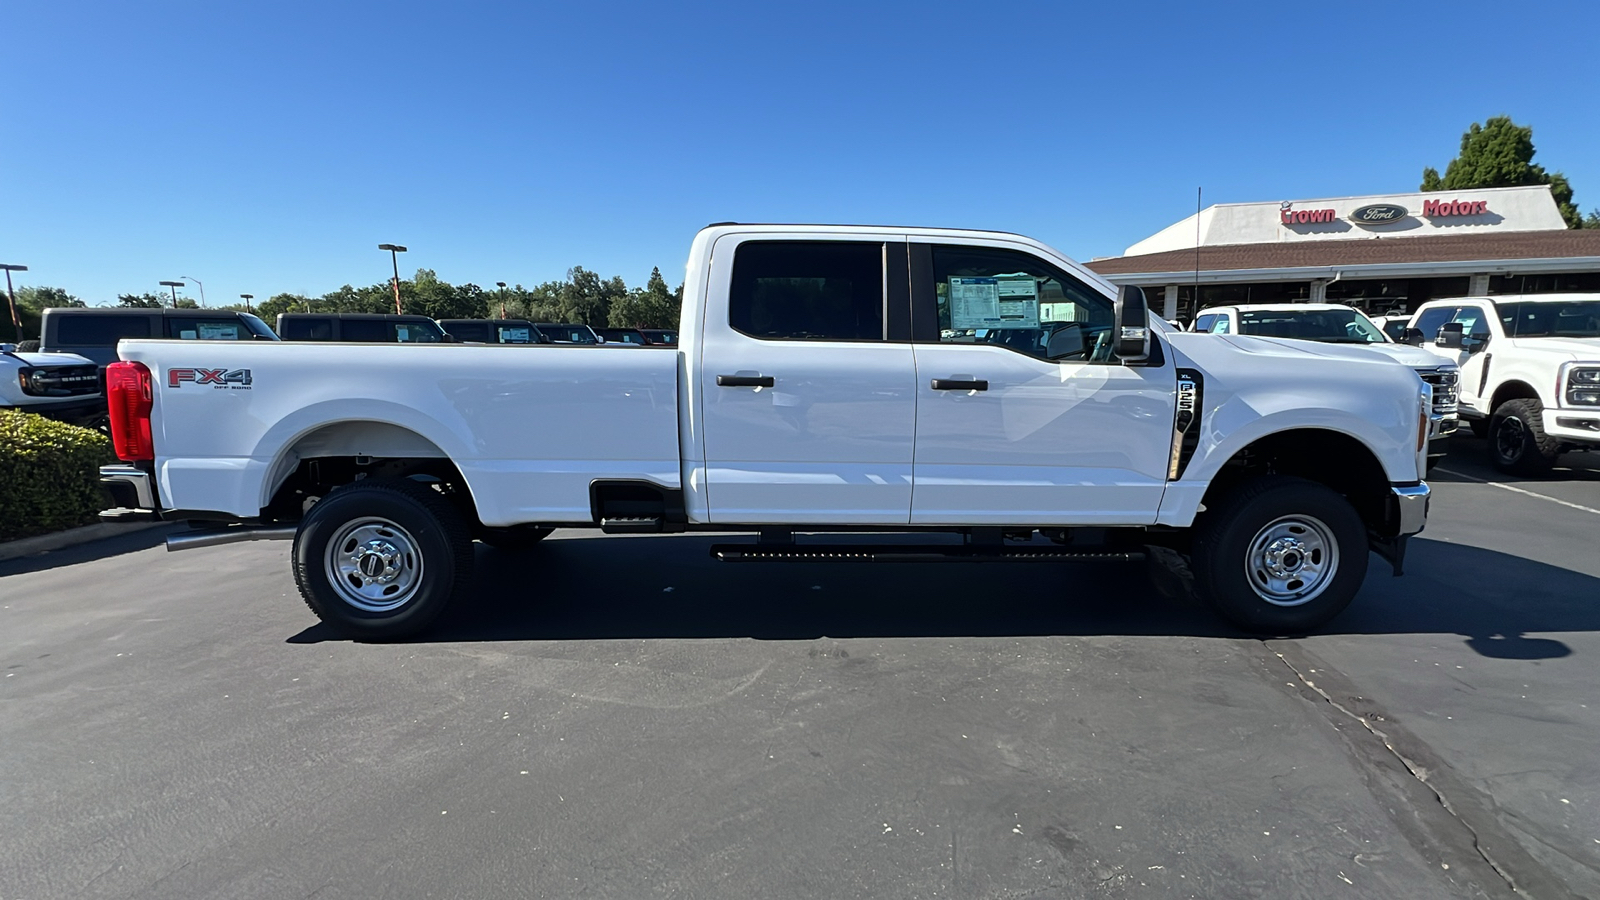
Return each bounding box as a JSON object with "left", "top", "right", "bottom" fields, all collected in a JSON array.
[{"left": 169, "top": 367, "right": 253, "bottom": 389}]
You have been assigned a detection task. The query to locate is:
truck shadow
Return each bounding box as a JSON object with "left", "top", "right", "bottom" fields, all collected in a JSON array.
[{"left": 286, "top": 532, "right": 1600, "bottom": 660}]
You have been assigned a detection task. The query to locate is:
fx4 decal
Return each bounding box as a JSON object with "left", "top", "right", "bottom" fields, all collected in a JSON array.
[{"left": 169, "top": 367, "right": 253, "bottom": 389}]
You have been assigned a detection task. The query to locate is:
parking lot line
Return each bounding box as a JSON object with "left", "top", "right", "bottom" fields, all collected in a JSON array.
[{"left": 1434, "top": 467, "right": 1600, "bottom": 517}]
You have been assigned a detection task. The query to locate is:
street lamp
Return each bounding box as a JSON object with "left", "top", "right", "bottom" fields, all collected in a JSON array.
[
  {"left": 496, "top": 281, "right": 507, "bottom": 319},
  {"left": 159, "top": 281, "right": 185, "bottom": 307},
  {"left": 180, "top": 275, "right": 207, "bottom": 308},
  {"left": 240, "top": 293, "right": 254, "bottom": 313},
  {"left": 378, "top": 244, "right": 407, "bottom": 314},
  {"left": 1, "top": 263, "right": 27, "bottom": 342}
]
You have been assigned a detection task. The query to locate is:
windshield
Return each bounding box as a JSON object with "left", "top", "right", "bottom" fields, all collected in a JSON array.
[
  {"left": 1236, "top": 308, "right": 1388, "bottom": 344},
  {"left": 1497, "top": 300, "right": 1600, "bottom": 338}
]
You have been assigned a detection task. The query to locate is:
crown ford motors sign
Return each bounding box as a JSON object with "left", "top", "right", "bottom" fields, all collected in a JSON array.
[{"left": 1350, "top": 203, "right": 1408, "bottom": 225}]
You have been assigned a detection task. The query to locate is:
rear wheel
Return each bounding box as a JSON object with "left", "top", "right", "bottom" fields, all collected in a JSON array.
[
  {"left": 1489, "top": 398, "right": 1560, "bottom": 475},
  {"left": 292, "top": 479, "right": 473, "bottom": 640},
  {"left": 1191, "top": 476, "right": 1368, "bottom": 635}
]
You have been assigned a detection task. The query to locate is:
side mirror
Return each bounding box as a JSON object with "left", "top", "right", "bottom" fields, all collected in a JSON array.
[
  {"left": 1045, "top": 325, "right": 1085, "bottom": 361},
  {"left": 440, "top": 333, "right": 462, "bottom": 343},
  {"left": 1113, "top": 285, "right": 1150, "bottom": 362},
  {"left": 1466, "top": 332, "right": 1491, "bottom": 353},
  {"left": 1437, "top": 322, "right": 1465, "bottom": 349},
  {"left": 1401, "top": 327, "right": 1424, "bottom": 346}
]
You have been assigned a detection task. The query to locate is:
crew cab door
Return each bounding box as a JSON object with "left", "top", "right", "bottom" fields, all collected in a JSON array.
[
  {"left": 1412, "top": 303, "right": 1495, "bottom": 408},
  {"left": 908, "top": 240, "right": 1175, "bottom": 525},
  {"left": 698, "top": 235, "right": 917, "bottom": 524}
]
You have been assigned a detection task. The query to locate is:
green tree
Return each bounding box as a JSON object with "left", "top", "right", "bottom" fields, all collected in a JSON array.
[
  {"left": 1586, "top": 209, "right": 1600, "bottom": 229},
  {"left": 609, "top": 266, "right": 681, "bottom": 329},
  {"left": 7, "top": 286, "right": 84, "bottom": 340},
  {"left": 117, "top": 293, "right": 167, "bottom": 308},
  {"left": 1421, "top": 116, "right": 1583, "bottom": 228}
]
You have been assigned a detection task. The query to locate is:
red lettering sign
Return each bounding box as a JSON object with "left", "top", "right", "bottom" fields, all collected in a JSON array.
[
  {"left": 1281, "top": 208, "right": 1337, "bottom": 225},
  {"left": 1422, "top": 199, "right": 1489, "bottom": 217}
]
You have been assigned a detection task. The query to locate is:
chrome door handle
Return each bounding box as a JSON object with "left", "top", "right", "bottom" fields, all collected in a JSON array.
[
  {"left": 717, "top": 374, "right": 775, "bottom": 388},
  {"left": 931, "top": 379, "right": 988, "bottom": 391}
]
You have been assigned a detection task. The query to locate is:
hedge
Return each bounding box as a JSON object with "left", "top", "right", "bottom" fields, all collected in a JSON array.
[{"left": 0, "top": 409, "right": 118, "bottom": 542}]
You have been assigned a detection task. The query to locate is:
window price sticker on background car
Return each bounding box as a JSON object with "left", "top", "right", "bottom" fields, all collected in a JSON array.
[{"left": 949, "top": 276, "right": 1039, "bottom": 330}]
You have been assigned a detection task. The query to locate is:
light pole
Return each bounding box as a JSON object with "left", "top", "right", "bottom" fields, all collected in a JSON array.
[
  {"left": 378, "top": 244, "right": 406, "bottom": 314},
  {"left": 180, "top": 275, "right": 206, "bottom": 307},
  {"left": 1, "top": 263, "right": 27, "bottom": 342},
  {"left": 240, "top": 293, "right": 254, "bottom": 313},
  {"left": 159, "top": 281, "right": 185, "bottom": 307},
  {"left": 496, "top": 281, "right": 507, "bottom": 319}
]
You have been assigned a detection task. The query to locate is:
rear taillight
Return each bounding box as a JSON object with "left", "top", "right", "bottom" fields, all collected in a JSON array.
[{"left": 106, "top": 360, "right": 154, "bottom": 461}]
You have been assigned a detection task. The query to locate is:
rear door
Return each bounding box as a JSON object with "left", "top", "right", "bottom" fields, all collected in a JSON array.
[{"left": 698, "top": 234, "right": 917, "bottom": 524}]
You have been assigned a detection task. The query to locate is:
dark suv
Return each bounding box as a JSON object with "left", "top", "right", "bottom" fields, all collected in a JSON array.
[
  {"left": 39, "top": 307, "right": 279, "bottom": 369},
  {"left": 276, "top": 313, "right": 447, "bottom": 343},
  {"left": 437, "top": 319, "right": 550, "bottom": 344}
]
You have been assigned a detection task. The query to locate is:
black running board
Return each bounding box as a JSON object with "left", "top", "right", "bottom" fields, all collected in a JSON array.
[{"left": 711, "top": 544, "right": 1145, "bottom": 563}]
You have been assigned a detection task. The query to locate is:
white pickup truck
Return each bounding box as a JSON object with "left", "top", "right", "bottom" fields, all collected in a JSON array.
[
  {"left": 1189, "top": 303, "right": 1460, "bottom": 467},
  {"left": 98, "top": 225, "right": 1434, "bottom": 639},
  {"left": 1400, "top": 293, "right": 1600, "bottom": 473}
]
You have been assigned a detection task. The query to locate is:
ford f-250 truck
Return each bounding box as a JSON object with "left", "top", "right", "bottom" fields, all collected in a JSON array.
[
  {"left": 98, "top": 225, "right": 1434, "bottom": 639},
  {"left": 1400, "top": 293, "right": 1600, "bottom": 474}
]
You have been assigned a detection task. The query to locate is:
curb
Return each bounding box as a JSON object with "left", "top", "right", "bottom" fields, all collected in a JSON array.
[{"left": 0, "top": 521, "right": 172, "bottom": 562}]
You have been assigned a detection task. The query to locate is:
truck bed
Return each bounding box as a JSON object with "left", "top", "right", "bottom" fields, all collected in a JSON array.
[{"left": 116, "top": 340, "right": 682, "bottom": 525}]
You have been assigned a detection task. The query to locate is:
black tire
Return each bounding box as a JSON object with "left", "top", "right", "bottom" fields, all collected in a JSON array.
[
  {"left": 1191, "top": 476, "right": 1369, "bottom": 635},
  {"left": 15, "top": 339, "right": 40, "bottom": 352},
  {"left": 1488, "top": 398, "right": 1560, "bottom": 476},
  {"left": 1468, "top": 418, "right": 1490, "bottom": 439},
  {"left": 479, "top": 526, "right": 554, "bottom": 550},
  {"left": 292, "top": 479, "right": 474, "bottom": 640}
]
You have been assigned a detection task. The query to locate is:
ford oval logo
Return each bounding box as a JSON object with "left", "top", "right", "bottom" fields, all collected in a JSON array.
[{"left": 1350, "top": 203, "right": 1408, "bottom": 225}]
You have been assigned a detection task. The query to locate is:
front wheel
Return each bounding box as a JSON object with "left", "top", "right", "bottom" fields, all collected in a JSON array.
[
  {"left": 1489, "top": 398, "right": 1560, "bottom": 475},
  {"left": 1191, "top": 476, "right": 1369, "bottom": 635},
  {"left": 292, "top": 479, "right": 474, "bottom": 640}
]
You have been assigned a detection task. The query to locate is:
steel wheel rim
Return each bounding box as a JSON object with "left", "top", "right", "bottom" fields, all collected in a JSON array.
[
  {"left": 1244, "top": 514, "right": 1339, "bottom": 607},
  {"left": 1495, "top": 416, "right": 1526, "bottom": 460},
  {"left": 324, "top": 517, "right": 424, "bottom": 613}
]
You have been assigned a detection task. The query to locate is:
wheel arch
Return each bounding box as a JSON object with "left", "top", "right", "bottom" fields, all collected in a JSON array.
[
  {"left": 1488, "top": 379, "right": 1540, "bottom": 412},
  {"left": 1198, "top": 428, "right": 1393, "bottom": 536}
]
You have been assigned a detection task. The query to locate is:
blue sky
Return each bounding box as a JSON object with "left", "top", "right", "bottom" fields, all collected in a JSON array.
[{"left": 5, "top": 0, "right": 1598, "bottom": 306}]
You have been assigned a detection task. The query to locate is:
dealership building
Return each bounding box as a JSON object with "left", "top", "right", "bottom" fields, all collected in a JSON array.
[{"left": 1084, "top": 184, "right": 1600, "bottom": 323}]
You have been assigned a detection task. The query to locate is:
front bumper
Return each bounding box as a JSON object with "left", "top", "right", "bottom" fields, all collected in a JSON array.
[
  {"left": 1430, "top": 413, "right": 1459, "bottom": 440},
  {"left": 1544, "top": 409, "right": 1600, "bottom": 444},
  {"left": 4, "top": 395, "right": 108, "bottom": 427},
  {"left": 1390, "top": 483, "right": 1430, "bottom": 536}
]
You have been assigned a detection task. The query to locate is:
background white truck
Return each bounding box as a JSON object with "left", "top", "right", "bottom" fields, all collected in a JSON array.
[
  {"left": 0, "top": 343, "right": 104, "bottom": 426},
  {"left": 1400, "top": 293, "right": 1600, "bottom": 473},
  {"left": 1189, "top": 303, "right": 1459, "bottom": 467},
  {"left": 98, "top": 225, "right": 1434, "bottom": 639}
]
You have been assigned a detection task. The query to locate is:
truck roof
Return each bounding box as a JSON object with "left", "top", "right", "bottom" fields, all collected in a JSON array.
[
  {"left": 1203, "top": 304, "right": 1361, "bottom": 314},
  {"left": 1427, "top": 293, "right": 1600, "bottom": 305}
]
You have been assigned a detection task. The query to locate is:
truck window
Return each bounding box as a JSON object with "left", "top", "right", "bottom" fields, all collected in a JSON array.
[
  {"left": 393, "top": 322, "right": 443, "bottom": 343},
  {"left": 281, "top": 318, "right": 334, "bottom": 341},
  {"left": 929, "top": 245, "right": 1113, "bottom": 362},
  {"left": 55, "top": 315, "right": 153, "bottom": 347},
  {"left": 729, "top": 241, "right": 884, "bottom": 342},
  {"left": 1193, "top": 314, "right": 1217, "bottom": 333},
  {"left": 1412, "top": 307, "right": 1456, "bottom": 342},
  {"left": 341, "top": 319, "right": 389, "bottom": 342},
  {"left": 167, "top": 318, "right": 249, "bottom": 340}
]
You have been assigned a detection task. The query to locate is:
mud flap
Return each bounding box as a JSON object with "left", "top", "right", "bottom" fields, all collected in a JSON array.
[{"left": 1369, "top": 533, "right": 1410, "bottom": 577}]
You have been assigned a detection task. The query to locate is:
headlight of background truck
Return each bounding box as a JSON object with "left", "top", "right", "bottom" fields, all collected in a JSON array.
[{"left": 1566, "top": 367, "right": 1600, "bottom": 407}]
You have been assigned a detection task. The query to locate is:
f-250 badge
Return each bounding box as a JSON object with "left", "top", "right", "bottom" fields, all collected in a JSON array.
[{"left": 168, "top": 367, "right": 253, "bottom": 389}]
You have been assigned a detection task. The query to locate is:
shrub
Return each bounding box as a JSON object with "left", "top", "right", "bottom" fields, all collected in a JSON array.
[{"left": 0, "top": 410, "right": 118, "bottom": 541}]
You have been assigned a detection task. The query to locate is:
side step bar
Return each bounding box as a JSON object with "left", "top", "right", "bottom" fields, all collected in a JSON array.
[
  {"left": 711, "top": 544, "right": 1145, "bottom": 563},
  {"left": 166, "top": 525, "right": 297, "bottom": 552},
  {"left": 601, "top": 516, "right": 663, "bottom": 534}
]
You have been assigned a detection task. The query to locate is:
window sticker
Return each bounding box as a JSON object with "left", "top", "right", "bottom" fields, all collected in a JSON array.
[
  {"left": 500, "top": 326, "right": 532, "bottom": 343},
  {"left": 949, "top": 276, "right": 1040, "bottom": 330},
  {"left": 994, "top": 275, "right": 1041, "bottom": 329},
  {"left": 178, "top": 329, "right": 198, "bottom": 339},
  {"left": 198, "top": 323, "right": 240, "bottom": 340}
]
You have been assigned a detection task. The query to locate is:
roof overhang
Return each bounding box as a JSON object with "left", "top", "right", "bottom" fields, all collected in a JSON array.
[{"left": 1098, "top": 255, "right": 1600, "bottom": 286}]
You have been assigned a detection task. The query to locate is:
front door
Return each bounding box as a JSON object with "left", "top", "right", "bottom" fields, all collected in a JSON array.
[
  {"left": 698, "top": 236, "right": 918, "bottom": 525},
  {"left": 909, "top": 241, "right": 1176, "bottom": 525}
]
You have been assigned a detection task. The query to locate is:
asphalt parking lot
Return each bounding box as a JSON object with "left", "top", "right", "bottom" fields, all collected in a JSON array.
[{"left": 3, "top": 436, "right": 1599, "bottom": 900}]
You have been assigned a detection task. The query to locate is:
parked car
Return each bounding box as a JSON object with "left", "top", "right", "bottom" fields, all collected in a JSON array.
[
  {"left": 276, "top": 313, "right": 447, "bottom": 343},
  {"left": 39, "top": 307, "right": 278, "bottom": 370},
  {"left": 0, "top": 342, "right": 103, "bottom": 426},
  {"left": 594, "top": 327, "right": 649, "bottom": 346},
  {"left": 533, "top": 323, "right": 601, "bottom": 344},
  {"left": 1400, "top": 293, "right": 1600, "bottom": 473},
  {"left": 101, "top": 223, "right": 1432, "bottom": 641},
  {"left": 437, "top": 319, "right": 551, "bottom": 344},
  {"left": 1190, "top": 303, "right": 1459, "bottom": 467},
  {"left": 641, "top": 328, "right": 678, "bottom": 346},
  {"left": 1369, "top": 314, "right": 1411, "bottom": 342}
]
